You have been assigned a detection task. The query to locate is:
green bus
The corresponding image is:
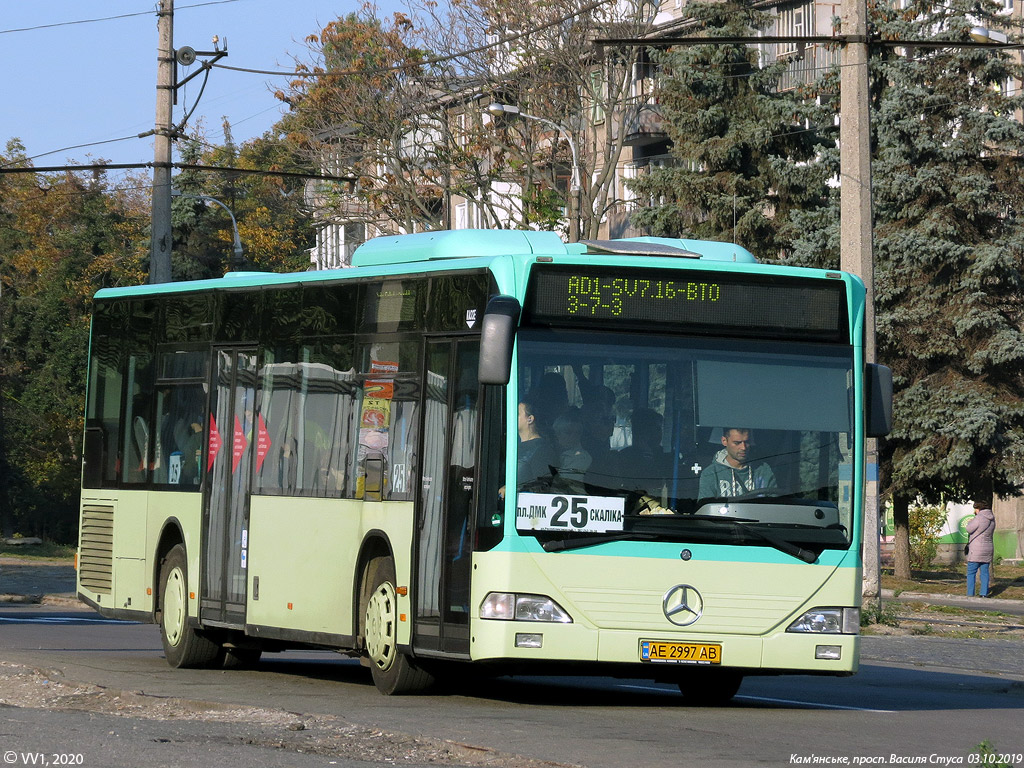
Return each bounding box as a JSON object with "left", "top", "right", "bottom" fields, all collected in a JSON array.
[{"left": 77, "top": 229, "right": 891, "bottom": 701}]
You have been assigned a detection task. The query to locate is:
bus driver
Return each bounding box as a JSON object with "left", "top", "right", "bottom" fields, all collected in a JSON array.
[{"left": 699, "top": 427, "right": 776, "bottom": 499}]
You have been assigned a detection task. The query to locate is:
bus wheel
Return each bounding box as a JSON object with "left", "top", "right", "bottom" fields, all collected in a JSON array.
[
  {"left": 159, "top": 544, "right": 220, "bottom": 669},
  {"left": 363, "top": 556, "right": 433, "bottom": 695},
  {"left": 677, "top": 669, "right": 743, "bottom": 706}
]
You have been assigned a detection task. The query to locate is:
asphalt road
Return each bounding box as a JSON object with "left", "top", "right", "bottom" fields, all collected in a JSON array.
[{"left": 1, "top": 603, "right": 1023, "bottom": 768}]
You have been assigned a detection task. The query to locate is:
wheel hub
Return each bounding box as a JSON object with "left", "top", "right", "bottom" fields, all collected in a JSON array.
[{"left": 365, "top": 582, "right": 398, "bottom": 671}]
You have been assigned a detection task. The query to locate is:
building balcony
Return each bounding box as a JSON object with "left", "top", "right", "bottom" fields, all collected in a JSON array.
[
  {"left": 774, "top": 43, "right": 841, "bottom": 92},
  {"left": 620, "top": 95, "right": 667, "bottom": 147}
]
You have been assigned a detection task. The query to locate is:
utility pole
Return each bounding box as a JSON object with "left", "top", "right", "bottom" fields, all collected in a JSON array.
[
  {"left": 151, "top": 0, "right": 175, "bottom": 285},
  {"left": 839, "top": 0, "right": 880, "bottom": 600}
]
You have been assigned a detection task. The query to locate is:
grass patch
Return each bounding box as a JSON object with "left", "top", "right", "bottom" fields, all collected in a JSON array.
[
  {"left": 930, "top": 604, "right": 971, "bottom": 616},
  {"left": 861, "top": 600, "right": 900, "bottom": 627},
  {"left": 0, "top": 541, "right": 76, "bottom": 560},
  {"left": 975, "top": 741, "right": 1015, "bottom": 768}
]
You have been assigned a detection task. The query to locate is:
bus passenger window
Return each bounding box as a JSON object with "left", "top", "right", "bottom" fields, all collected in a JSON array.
[
  {"left": 255, "top": 344, "right": 358, "bottom": 498},
  {"left": 154, "top": 383, "right": 205, "bottom": 486}
]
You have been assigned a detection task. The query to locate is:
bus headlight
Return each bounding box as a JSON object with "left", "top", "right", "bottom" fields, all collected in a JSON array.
[
  {"left": 786, "top": 607, "right": 859, "bottom": 634},
  {"left": 480, "top": 592, "right": 573, "bottom": 623}
]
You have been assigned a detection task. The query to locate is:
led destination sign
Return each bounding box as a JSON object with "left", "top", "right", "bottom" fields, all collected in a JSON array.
[
  {"left": 565, "top": 274, "right": 722, "bottom": 316},
  {"left": 525, "top": 266, "right": 848, "bottom": 341}
]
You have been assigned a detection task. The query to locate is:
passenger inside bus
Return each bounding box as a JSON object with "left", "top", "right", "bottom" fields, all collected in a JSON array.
[
  {"left": 531, "top": 371, "right": 569, "bottom": 429},
  {"left": 551, "top": 409, "right": 592, "bottom": 490},
  {"left": 499, "top": 397, "right": 556, "bottom": 499},
  {"left": 580, "top": 385, "right": 615, "bottom": 467},
  {"left": 587, "top": 407, "right": 677, "bottom": 507}
]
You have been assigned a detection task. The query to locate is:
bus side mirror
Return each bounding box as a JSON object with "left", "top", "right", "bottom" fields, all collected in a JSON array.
[
  {"left": 865, "top": 363, "right": 893, "bottom": 438},
  {"left": 478, "top": 295, "right": 521, "bottom": 385}
]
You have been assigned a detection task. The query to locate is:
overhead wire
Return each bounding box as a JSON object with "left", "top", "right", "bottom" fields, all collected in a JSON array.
[
  {"left": 211, "top": 0, "right": 632, "bottom": 79},
  {"left": 2, "top": 135, "right": 143, "bottom": 168},
  {"left": 0, "top": 0, "right": 243, "bottom": 35},
  {"left": 5, "top": 0, "right": 625, "bottom": 168},
  {"left": 6, "top": 0, "right": 1012, "bottom": 175}
]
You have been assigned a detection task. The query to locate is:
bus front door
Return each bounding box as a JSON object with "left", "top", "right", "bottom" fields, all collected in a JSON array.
[
  {"left": 415, "top": 337, "right": 480, "bottom": 656},
  {"left": 201, "top": 347, "right": 257, "bottom": 628}
]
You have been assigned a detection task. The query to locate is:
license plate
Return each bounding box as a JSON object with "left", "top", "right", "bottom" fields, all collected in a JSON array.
[{"left": 640, "top": 640, "right": 721, "bottom": 665}]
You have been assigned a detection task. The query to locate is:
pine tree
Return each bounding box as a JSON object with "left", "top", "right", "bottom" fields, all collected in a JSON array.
[
  {"left": 628, "top": 0, "right": 835, "bottom": 260},
  {"left": 867, "top": 0, "right": 1024, "bottom": 577}
]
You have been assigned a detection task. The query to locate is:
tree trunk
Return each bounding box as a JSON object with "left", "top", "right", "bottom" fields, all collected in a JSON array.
[{"left": 892, "top": 493, "right": 911, "bottom": 580}]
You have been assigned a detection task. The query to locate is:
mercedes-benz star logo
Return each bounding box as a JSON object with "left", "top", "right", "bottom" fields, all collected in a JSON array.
[{"left": 662, "top": 584, "right": 704, "bottom": 626}]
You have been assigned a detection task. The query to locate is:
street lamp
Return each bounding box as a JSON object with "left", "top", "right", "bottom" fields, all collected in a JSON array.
[
  {"left": 483, "top": 102, "right": 583, "bottom": 241},
  {"left": 171, "top": 189, "right": 244, "bottom": 269}
]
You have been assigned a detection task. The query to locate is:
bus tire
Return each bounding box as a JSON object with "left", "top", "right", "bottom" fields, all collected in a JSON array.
[
  {"left": 159, "top": 544, "right": 220, "bottom": 669},
  {"left": 363, "top": 556, "right": 433, "bottom": 695},
  {"left": 677, "top": 669, "right": 743, "bottom": 706}
]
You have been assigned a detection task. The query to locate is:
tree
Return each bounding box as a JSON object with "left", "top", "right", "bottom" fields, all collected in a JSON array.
[
  {"left": 867, "top": 0, "right": 1024, "bottom": 578},
  {"left": 170, "top": 126, "right": 315, "bottom": 280},
  {"left": 229, "top": 130, "right": 317, "bottom": 273},
  {"left": 281, "top": 7, "right": 449, "bottom": 236},
  {"left": 416, "top": 0, "right": 661, "bottom": 239},
  {"left": 283, "top": 0, "right": 661, "bottom": 241},
  {"left": 0, "top": 141, "right": 148, "bottom": 541},
  {"left": 627, "top": 1, "right": 836, "bottom": 260}
]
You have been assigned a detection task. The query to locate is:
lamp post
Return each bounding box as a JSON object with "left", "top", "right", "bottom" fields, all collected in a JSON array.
[
  {"left": 172, "top": 190, "right": 244, "bottom": 269},
  {"left": 969, "top": 26, "right": 1009, "bottom": 45},
  {"left": 484, "top": 102, "right": 582, "bottom": 241}
]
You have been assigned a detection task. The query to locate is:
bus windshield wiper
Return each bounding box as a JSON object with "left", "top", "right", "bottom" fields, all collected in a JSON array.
[
  {"left": 543, "top": 532, "right": 657, "bottom": 552},
  {"left": 541, "top": 516, "right": 818, "bottom": 561},
  {"left": 688, "top": 516, "right": 818, "bottom": 563}
]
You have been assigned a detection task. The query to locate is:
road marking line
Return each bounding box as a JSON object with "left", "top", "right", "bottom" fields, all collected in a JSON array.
[
  {"left": 734, "top": 695, "right": 895, "bottom": 713},
  {"left": 614, "top": 684, "right": 895, "bottom": 712},
  {"left": 0, "top": 617, "right": 138, "bottom": 625}
]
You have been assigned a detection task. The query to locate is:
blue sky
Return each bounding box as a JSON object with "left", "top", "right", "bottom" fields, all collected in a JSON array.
[{"left": 1, "top": 0, "right": 389, "bottom": 169}]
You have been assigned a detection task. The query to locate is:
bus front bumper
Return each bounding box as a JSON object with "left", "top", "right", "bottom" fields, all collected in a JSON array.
[{"left": 469, "top": 619, "right": 859, "bottom": 675}]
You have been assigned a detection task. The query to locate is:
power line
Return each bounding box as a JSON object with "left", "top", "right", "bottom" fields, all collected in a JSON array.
[
  {"left": 0, "top": 9, "right": 154, "bottom": 34},
  {"left": 1, "top": 136, "right": 142, "bottom": 169},
  {"left": 211, "top": 0, "right": 626, "bottom": 80},
  {"left": 0, "top": 161, "right": 356, "bottom": 183},
  {"left": 0, "top": 0, "right": 243, "bottom": 35}
]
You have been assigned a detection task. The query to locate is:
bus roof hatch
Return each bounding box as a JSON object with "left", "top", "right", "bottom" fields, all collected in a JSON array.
[{"left": 581, "top": 237, "right": 757, "bottom": 263}]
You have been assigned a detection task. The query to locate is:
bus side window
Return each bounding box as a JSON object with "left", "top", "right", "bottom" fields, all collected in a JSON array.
[
  {"left": 475, "top": 385, "right": 505, "bottom": 551},
  {"left": 82, "top": 427, "right": 106, "bottom": 489}
]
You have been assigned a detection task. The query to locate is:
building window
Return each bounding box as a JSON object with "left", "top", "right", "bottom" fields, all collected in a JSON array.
[
  {"left": 590, "top": 70, "right": 606, "bottom": 125},
  {"left": 776, "top": 1, "right": 813, "bottom": 56}
]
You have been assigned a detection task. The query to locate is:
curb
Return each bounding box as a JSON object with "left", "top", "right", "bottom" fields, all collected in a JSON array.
[
  {"left": 881, "top": 589, "right": 1024, "bottom": 615},
  {"left": 0, "top": 594, "right": 44, "bottom": 604}
]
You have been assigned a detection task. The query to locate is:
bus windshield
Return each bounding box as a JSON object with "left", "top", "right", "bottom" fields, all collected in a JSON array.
[{"left": 514, "top": 329, "right": 856, "bottom": 557}]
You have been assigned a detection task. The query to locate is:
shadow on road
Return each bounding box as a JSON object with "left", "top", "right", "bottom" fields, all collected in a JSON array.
[{"left": 255, "top": 655, "right": 1024, "bottom": 712}]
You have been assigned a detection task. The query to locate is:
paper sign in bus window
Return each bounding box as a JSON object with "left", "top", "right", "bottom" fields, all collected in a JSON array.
[{"left": 516, "top": 493, "right": 626, "bottom": 533}]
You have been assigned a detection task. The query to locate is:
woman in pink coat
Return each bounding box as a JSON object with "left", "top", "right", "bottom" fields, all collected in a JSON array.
[{"left": 966, "top": 499, "right": 997, "bottom": 598}]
